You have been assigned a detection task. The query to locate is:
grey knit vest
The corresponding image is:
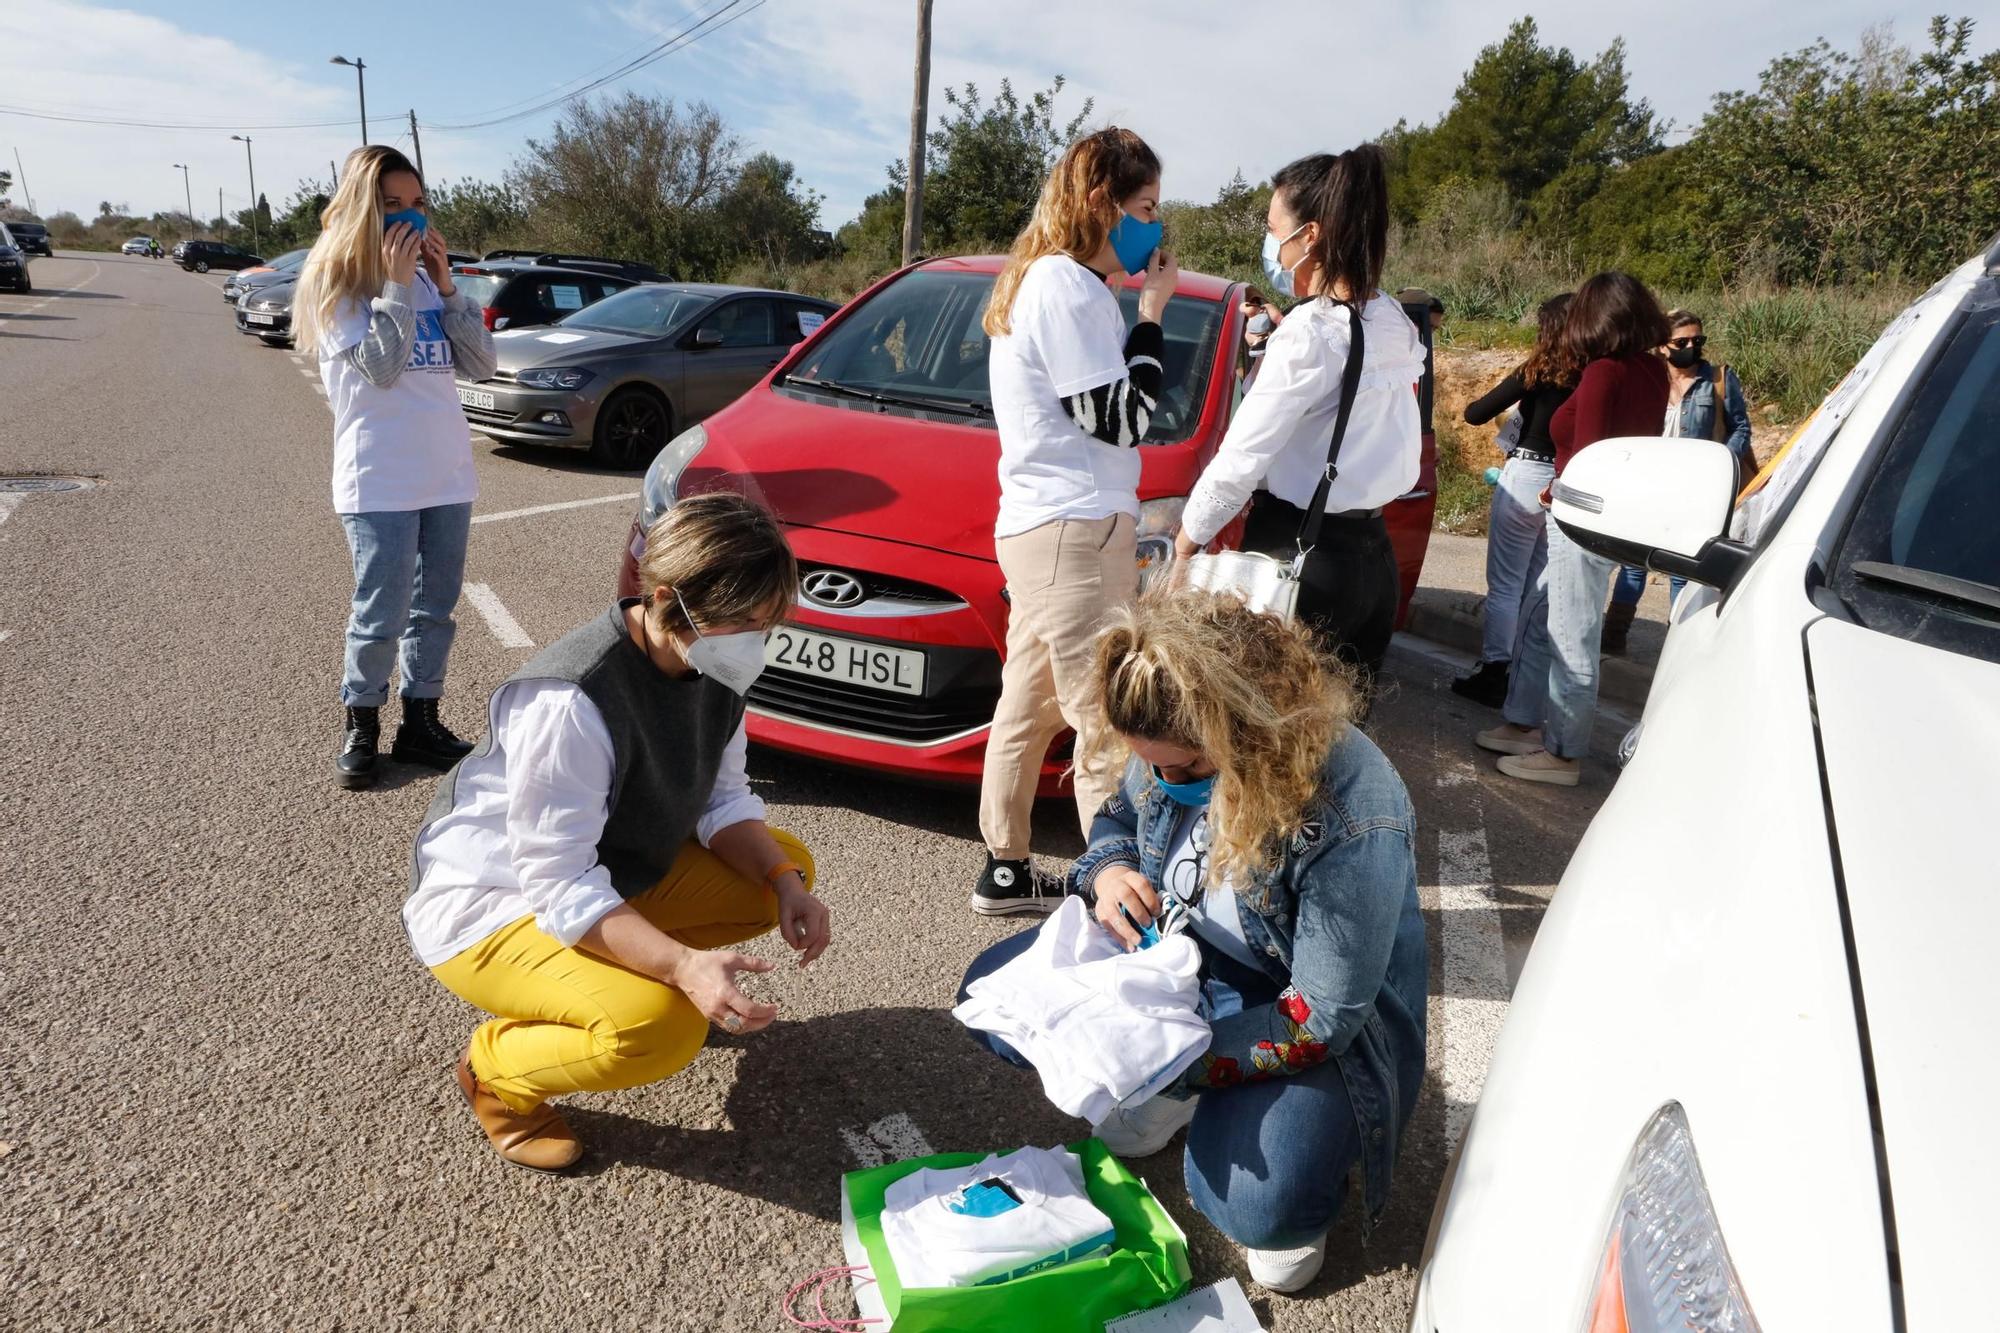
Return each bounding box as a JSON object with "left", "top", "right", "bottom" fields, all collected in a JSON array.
[{"left": 412, "top": 599, "right": 747, "bottom": 898}]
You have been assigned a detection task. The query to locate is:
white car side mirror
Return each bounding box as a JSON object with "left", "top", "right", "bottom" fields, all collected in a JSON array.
[{"left": 1551, "top": 437, "right": 1753, "bottom": 591}]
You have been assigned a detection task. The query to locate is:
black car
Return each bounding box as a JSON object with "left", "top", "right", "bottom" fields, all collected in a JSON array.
[
  {"left": 449, "top": 252, "right": 662, "bottom": 331},
  {"left": 8, "top": 221, "right": 51, "bottom": 256},
  {"left": 0, "top": 224, "right": 29, "bottom": 292},
  {"left": 179, "top": 240, "right": 264, "bottom": 274}
]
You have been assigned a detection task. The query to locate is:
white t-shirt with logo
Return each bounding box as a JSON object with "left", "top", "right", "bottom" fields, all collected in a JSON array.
[
  {"left": 320, "top": 270, "right": 478, "bottom": 514},
  {"left": 988, "top": 254, "right": 1138, "bottom": 539},
  {"left": 880, "top": 1146, "right": 1117, "bottom": 1288}
]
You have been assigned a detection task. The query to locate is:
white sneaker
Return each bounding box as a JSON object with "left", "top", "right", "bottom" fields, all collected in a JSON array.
[
  {"left": 1475, "top": 723, "right": 1543, "bottom": 755},
  {"left": 1247, "top": 1232, "right": 1328, "bottom": 1294},
  {"left": 1091, "top": 1094, "right": 1199, "bottom": 1157},
  {"left": 1496, "top": 749, "right": 1581, "bottom": 786}
]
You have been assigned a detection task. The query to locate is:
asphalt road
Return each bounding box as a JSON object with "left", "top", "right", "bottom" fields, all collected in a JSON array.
[{"left": 1, "top": 252, "right": 1625, "bottom": 1332}]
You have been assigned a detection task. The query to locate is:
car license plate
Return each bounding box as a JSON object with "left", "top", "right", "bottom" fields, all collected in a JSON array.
[
  {"left": 245, "top": 312, "right": 275, "bottom": 326},
  {"left": 767, "top": 627, "right": 925, "bottom": 696},
  {"left": 458, "top": 387, "right": 496, "bottom": 410}
]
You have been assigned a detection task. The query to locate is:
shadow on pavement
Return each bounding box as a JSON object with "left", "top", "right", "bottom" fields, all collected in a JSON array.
[
  {"left": 0, "top": 329, "right": 77, "bottom": 341},
  {"left": 485, "top": 440, "right": 645, "bottom": 480},
  {"left": 38, "top": 288, "right": 122, "bottom": 300}
]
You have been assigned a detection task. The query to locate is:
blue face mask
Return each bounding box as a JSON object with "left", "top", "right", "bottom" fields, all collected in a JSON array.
[
  {"left": 382, "top": 207, "right": 428, "bottom": 235},
  {"left": 1260, "top": 222, "right": 1308, "bottom": 298},
  {"left": 1109, "top": 212, "right": 1162, "bottom": 275},
  {"left": 1153, "top": 765, "right": 1216, "bottom": 806}
]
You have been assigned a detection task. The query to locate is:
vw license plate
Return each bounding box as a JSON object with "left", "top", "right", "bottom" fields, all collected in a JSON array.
[
  {"left": 245, "top": 313, "right": 275, "bottom": 326},
  {"left": 458, "top": 387, "right": 496, "bottom": 411},
  {"left": 766, "top": 627, "right": 924, "bottom": 696}
]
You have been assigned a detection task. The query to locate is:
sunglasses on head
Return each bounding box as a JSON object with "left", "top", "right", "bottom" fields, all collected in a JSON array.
[{"left": 1668, "top": 334, "right": 1707, "bottom": 349}]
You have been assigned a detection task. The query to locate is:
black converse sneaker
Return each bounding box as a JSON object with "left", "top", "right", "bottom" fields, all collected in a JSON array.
[{"left": 971, "top": 855, "right": 1067, "bottom": 916}]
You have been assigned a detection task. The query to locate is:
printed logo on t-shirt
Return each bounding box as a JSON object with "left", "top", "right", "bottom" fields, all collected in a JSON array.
[{"left": 408, "top": 309, "right": 455, "bottom": 373}]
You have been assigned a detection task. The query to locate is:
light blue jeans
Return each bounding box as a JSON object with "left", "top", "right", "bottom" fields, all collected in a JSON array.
[
  {"left": 1480, "top": 455, "right": 1554, "bottom": 664},
  {"left": 1612, "top": 563, "right": 1685, "bottom": 608},
  {"left": 1502, "top": 519, "right": 1614, "bottom": 759},
  {"left": 337, "top": 503, "right": 472, "bottom": 708}
]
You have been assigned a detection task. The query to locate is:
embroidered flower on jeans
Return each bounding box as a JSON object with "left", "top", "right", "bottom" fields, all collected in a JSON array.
[
  {"left": 1202, "top": 1055, "right": 1243, "bottom": 1087},
  {"left": 1251, "top": 1042, "right": 1287, "bottom": 1076},
  {"left": 1277, "top": 988, "right": 1312, "bottom": 1027}
]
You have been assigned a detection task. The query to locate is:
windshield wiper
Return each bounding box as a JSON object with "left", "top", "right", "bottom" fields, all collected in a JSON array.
[
  {"left": 778, "top": 374, "right": 990, "bottom": 419},
  {"left": 1851, "top": 560, "right": 2000, "bottom": 617}
]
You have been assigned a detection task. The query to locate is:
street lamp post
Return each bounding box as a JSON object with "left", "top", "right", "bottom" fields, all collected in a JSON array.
[
  {"left": 171, "top": 162, "right": 194, "bottom": 238},
  {"left": 329, "top": 55, "right": 368, "bottom": 143},
  {"left": 230, "top": 134, "right": 259, "bottom": 253}
]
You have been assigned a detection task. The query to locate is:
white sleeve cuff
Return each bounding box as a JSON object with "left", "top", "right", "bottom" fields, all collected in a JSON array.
[
  {"left": 535, "top": 871, "right": 625, "bottom": 949},
  {"left": 1181, "top": 486, "right": 1244, "bottom": 548},
  {"left": 697, "top": 792, "right": 769, "bottom": 847},
  {"left": 371, "top": 280, "right": 415, "bottom": 315}
]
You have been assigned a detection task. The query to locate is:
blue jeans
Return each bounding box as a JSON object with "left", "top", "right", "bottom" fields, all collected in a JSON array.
[
  {"left": 1480, "top": 455, "right": 1553, "bottom": 664},
  {"left": 1612, "top": 564, "right": 1685, "bottom": 608},
  {"left": 960, "top": 928, "right": 1361, "bottom": 1249},
  {"left": 337, "top": 503, "right": 472, "bottom": 708},
  {"left": 1502, "top": 519, "right": 1613, "bottom": 759}
]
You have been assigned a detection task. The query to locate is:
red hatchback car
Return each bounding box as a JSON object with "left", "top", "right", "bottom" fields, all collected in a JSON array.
[{"left": 617, "top": 256, "right": 1437, "bottom": 790}]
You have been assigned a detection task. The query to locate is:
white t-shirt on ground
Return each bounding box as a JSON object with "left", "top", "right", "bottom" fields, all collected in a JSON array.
[
  {"left": 880, "top": 1146, "right": 1117, "bottom": 1288},
  {"left": 989, "top": 254, "right": 1138, "bottom": 539},
  {"left": 321, "top": 270, "right": 478, "bottom": 514}
]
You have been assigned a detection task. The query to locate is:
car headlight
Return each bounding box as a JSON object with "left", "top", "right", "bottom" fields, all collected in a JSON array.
[
  {"left": 1583, "top": 1103, "right": 1761, "bottom": 1333},
  {"left": 1135, "top": 496, "right": 1187, "bottom": 591},
  {"left": 639, "top": 423, "right": 709, "bottom": 530},
  {"left": 515, "top": 366, "right": 596, "bottom": 391}
]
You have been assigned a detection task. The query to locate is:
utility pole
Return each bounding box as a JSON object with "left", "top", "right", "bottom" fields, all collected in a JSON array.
[
  {"left": 900, "top": 0, "right": 933, "bottom": 267},
  {"left": 408, "top": 109, "right": 425, "bottom": 180},
  {"left": 231, "top": 135, "right": 258, "bottom": 253},
  {"left": 172, "top": 163, "right": 193, "bottom": 239},
  {"left": 217, "top": 186, "right": 224, "bottom": 237},
  {"left": 330, "top": 159, "right": 340, "bottom": 190},
  {"left": 11, "top": 148, "right": 31, "bottom": 214}
]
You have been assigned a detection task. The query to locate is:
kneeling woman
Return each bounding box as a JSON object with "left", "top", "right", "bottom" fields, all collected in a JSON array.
[
  {"left": 959, "top": 589, "right": 1426, "bottom": 1293},
  {"left": 406, "top": 492, "right": 831, "bottom": 1171}
]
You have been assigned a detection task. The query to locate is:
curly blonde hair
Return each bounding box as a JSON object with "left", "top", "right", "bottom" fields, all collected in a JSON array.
[{"left": 1085, "top": 588, "right": 1357, "bottom": 896}]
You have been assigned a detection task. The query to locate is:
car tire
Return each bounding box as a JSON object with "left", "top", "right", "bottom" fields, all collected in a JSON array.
[
  {"left": 590, "top": 388, "right": 671, "bottom": 470},
  {"left": 194, "top": 260, "right": 209, "bottom": 273}
]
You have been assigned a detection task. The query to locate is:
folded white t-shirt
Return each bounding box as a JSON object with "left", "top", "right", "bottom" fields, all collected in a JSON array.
[{"left": 881, "top": 1146, "right": 1117, "bottom": 1288}]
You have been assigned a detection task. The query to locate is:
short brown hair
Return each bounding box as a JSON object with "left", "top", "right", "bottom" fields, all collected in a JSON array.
[
  {"left": 637, "top": 492, "right": 796, "bottom": 632},
  {"left": 1560, "top": 271, "right": 1672, "bottom": 367},
  {"left": 1664, "top": 308, "right": 1703, "bottom": 332}
]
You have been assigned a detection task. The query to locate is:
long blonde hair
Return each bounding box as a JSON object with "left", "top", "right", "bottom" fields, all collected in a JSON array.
[
  {"left": 293, "top": 145, "right": 423, "bottom": 354},
  {"left": 981, "top": 127, "right": 1160, "bottom": 337},
  {"left": 1087, "top": 588, "right": 1357, "bottom": 896}
]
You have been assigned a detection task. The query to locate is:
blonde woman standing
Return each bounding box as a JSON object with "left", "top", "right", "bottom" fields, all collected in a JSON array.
[
  {"left": 295, "top": 145, "right": 495, "bottom": 790},
  {"left": 407, "top": 493, "right": 831, "bottom": 1171},
  {"left": 973, "top": 126, "right": 1181, "bottom": 916},
  {"left": 958, "top": 588, "right": 1426, "bottom": 1293}
]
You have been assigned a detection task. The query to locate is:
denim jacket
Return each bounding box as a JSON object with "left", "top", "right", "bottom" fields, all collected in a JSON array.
[
  {"left": 1671, "top": 361, "right": 1752, "bottom": 459},
  {"left": 1070, "top": 725, "right": 1428, "bottom": 1231}
]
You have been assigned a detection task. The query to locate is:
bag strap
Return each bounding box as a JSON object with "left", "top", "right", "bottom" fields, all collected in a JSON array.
[{"left": 1294, "top": 299, "right": 1368, "bottom": 557}]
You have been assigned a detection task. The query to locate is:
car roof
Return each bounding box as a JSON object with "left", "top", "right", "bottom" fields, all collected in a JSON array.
[
  {"left": 455, "top": 260, "right": 643, "bottom": 281},
  {"left": 916, "top": 253, "right": 1239, "bottom": 303}
]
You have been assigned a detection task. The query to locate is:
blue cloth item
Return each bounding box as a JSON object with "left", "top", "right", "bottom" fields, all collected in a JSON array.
[
  {"left": 382, "top": 207, "right": 429, "bottom": 235},
  {"left": 1152, "top": 766, "right": 1216, "bottom": 807},
  {"left": 1503, "top": 518, "right": 1614, "bottom": 759},
  {"left": 947, "top": 1180, "right": 1024, "bottom": 1217},
  {"left": 1480, "top": 454, "right": 1553, "bottom": 664},
  {"left": 1108, "top": 213, "right": 1162, "bottom": 275},
  {"left": 1670, "top": 360, "right": 1752, "bottom": 457},
  {"left": 337, "top": 502, "right": 471, "bottom": 707},
  {"left": 1611, "top": 563, "right": 1686, "bottom": 608}
]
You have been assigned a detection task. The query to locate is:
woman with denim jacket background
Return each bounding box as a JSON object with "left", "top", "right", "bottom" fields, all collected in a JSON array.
[{"left": 957, "top": 588, "right": 1426, "bottom": 1295}]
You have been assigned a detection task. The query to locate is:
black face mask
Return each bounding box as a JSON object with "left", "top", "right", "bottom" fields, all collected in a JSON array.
[{"left": 1666, "top": 345, "right": 1702, "bottom": 369}]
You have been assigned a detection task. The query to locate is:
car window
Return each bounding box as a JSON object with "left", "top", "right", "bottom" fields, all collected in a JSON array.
[
  {"left": 560, "top": 285, "right": 711, "bottom": 336},
  {"left": 780, "top": 300, "right": 832, "bottom": 345},
  {"left": 536, "top": 280, "right": 592, "bottom": 315},
  {"left": 696, "top": 299, "right": 777, "bottom": 347},
  {"left": 781, "top": 268, "right": 1223, "bottom": 442},
  {"left": 452, "top": 274, "right": 507, "bottom": 307},
  {"left": 1830, "top": 296, "right": 2000, "bottom": 662}
]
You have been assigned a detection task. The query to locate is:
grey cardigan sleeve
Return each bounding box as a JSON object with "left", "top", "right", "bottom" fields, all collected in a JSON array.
[
  {"left": 339, "top": 280, "right": 419, "bottom": 387},
  {"left": 442, "top": 288, "right": 497, "bottom": 383}
]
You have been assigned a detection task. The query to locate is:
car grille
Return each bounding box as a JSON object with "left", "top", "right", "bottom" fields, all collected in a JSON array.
[
  {"left": 749, "top": 669, "right": 999, "bottom": 744},
  {"left": 463, "top": 405, "right": 515, "bottom": 428},
  {"left": 797, "top": 563, "right": 962, "bottom": 610}
]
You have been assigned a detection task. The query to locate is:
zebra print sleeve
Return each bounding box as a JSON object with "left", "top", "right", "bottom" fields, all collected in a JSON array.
[{"left": 1060, "top": 321, "right": 1166, "bottom": 447}]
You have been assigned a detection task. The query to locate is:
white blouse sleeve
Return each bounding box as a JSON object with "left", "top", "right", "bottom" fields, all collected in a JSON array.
[
  {"left": 1181, "top": 320, "right": 1335, "bottom": 546},
  {"left": 696, "top": 716, "right": 767, "bottom": 845},
  {"left": 499, "top": 682, "right": 626, "bottom": 948}
]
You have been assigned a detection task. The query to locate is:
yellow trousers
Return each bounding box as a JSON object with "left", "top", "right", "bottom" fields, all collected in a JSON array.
[{"left": 431, "top": 830, "right": 814, "bottom": 1114}]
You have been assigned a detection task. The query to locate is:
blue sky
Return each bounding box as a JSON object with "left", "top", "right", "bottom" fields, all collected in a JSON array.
[{"left": 4, "top": 1, "right": 1995, "bottom": 236}]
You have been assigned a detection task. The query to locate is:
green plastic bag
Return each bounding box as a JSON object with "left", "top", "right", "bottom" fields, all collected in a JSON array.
[{"left": 837, "top": 1139, "right": 1192, "bottom": 1332}]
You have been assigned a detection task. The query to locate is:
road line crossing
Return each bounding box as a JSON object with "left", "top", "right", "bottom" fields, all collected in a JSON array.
[
  {"left": 464, "top": 583, "right": 535, "bottom": 649},
  {"left": 839, "top": 1112, "right": 935, "bottom": 1168},
  {"left": 1431, "top": 715, "right": 1514, "bottom": 1153},
  {"left": 470, "top": 492, "right": 642, "bottom": 525}
]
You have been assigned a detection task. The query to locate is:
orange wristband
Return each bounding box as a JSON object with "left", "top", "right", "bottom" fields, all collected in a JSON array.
[{"left": 763, "top": 860, "right": 804, "bottom": 894}]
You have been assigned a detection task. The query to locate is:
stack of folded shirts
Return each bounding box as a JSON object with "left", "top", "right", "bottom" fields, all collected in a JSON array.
[
  {"left": 881, "top": 1145, "right": 1118, "bottom": 1288},
  {"left": 953, "top": 896, "right": 1210, "bottom": 1122}
]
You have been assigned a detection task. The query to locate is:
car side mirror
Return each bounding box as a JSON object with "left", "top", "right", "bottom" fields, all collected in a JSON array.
[
  {"left": 691, "top": 326, "right": 725, "bottom": 349},
  {"left": 1551, "top": 437, "right": 1754, "bottom": 592}
]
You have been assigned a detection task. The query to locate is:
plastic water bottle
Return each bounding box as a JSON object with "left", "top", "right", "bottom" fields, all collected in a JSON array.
[{"left": 1483, "top": 466, "right": 1502, "bottom": 486}]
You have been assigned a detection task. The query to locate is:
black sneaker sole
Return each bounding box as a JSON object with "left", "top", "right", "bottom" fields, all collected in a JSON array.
[
  {"left": 970, "top": 893, "right": 1064, "bottom": 917},
  {"left": 390, "top": 742, "right": 468, "bottom": 772}
]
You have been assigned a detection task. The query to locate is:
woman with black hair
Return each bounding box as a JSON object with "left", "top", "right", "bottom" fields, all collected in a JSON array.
[{"left": 1173, "top": 145, "right": 1426, "bottom": 689}]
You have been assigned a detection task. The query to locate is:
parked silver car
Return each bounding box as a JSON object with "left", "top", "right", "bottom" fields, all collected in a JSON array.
[
  {"left": 455, "top": 282, "right": 837, "bottom": 467},
  {"left": 222, "top": 248, "right": 310, "bottom": 302},
  {"left": 236, "top": 276, "right": 296, "bottom": 346}
]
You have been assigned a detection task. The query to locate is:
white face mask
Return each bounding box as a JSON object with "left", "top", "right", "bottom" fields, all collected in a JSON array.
[
  {"left": 1260, "top": 221, "right": 1309, "bottom": 298},
  {"left": 673, "top": 590, "right": 768, "bottom": 695}
]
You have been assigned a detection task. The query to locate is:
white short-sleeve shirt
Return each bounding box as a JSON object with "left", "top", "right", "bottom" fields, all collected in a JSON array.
[
  {"left": 319, "top": 270, "right": 478, "bottom": 514},
  {"left": 988, "top": 255, "right": 1137, "bottom": 538}
]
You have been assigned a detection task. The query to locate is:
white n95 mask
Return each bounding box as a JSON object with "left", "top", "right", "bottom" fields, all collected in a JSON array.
[{"left": 674, "top": 590, "right": 769, "bottom": 695}]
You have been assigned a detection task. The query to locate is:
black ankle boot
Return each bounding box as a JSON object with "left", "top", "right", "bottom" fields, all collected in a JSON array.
[
  {"left": 1601, "top": 601, "right": 1638, "bottom": 657},
  {"left": 336, "top": 706, "right": 380, "bottom": 790},
  {"left": 1450, "top": 660, "right": 1511, "bottom": 708},
  {"left": 392, "top": 696, "right": 475, "bottom": 772}
]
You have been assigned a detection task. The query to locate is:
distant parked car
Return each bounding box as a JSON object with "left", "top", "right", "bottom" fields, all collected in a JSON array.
[
  {"left": 223, "top": 247, "right": 310, "bottom": 301},
  {"left": 121, "top": 236, "right": 157, "bottom": 256},
  {"left": 178, "top": 240, "right": 263, "bottom": 274},
  {"left": 0, "top": 224, "right": 29, "bottom": 292},
  {"left": 455, "top": 282, "right": 837, "bottom": 466},
  {"left": 235, "top": 277, "right": 296, "bottom": 346},
  {"left": 8, "top": 221, "right": 51, "bottom": 256},
  {"left": 449, "top": 253, "right": 660, "bottom": 331}
]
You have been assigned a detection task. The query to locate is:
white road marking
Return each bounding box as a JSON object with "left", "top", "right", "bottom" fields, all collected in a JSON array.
[
  {"left": 470, "top": 492, "right": 641, "bottom": 526},
  {"left": 296, "top": 367, "right": 317, "bottom": 378},
  {"left": 839, "top": 1112, "right": 935, "bottom": 1169},
  {"left": 0, "top": 257, "right": 104, "bottom": 322},
  {"left": 463, "top": 583, "right": 534, "bottom": 649},
  {"left": 1435, "top": 787, "right": 1512, "bottom": 1151},
  {"left": 0, "top": 493, "right": 22, "bottom": 526}
]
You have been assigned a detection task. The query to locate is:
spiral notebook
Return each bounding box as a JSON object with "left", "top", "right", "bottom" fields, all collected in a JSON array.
[{"left": 1103, "top": 1277, "right": 1263, "bottom": 1332}]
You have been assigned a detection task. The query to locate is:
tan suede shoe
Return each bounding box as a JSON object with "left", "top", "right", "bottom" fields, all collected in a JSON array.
[
  {"left": 454, "top": 1053, "right": 583, "bottom": 1173},
  {"left": 1496, "top": 749, "right": 1581, "bottom": 787}
]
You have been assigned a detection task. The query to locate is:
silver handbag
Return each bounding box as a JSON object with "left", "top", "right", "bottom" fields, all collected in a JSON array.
[{"left": 1181, "top": 300, "right": 1366, "bottom": 623}]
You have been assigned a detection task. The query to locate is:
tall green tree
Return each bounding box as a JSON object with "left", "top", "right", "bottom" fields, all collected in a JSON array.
[
  {"left": 893, "top": 76, "right": 1093, "bottom": 251},
  {"left": 716, "top": 153, "right": 824, "bottom": 267}
]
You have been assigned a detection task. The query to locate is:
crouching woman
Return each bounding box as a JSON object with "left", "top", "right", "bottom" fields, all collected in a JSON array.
[
  {"left": 959, "top": 588, "right": 1426, "bottom": 1293},
  {"left": 405, "top": 492, "right": 831, "bottom": 1171}
]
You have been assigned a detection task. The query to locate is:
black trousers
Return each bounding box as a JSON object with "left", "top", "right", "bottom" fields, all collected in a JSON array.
[{"left": 1240, "top": 493, "right": 1400, "bottom": 685}]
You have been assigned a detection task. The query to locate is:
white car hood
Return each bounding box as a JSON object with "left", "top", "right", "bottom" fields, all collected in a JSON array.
[{"left": 1806, "top": 615, "right": 2000, "bottom": 1328}]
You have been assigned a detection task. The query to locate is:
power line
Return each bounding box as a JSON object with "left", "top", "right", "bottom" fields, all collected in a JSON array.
[{"left": 0, "top": 102, "right": 350, "bottom": 132}]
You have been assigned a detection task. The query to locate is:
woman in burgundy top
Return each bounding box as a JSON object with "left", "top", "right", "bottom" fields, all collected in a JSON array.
[{"left": 1475, "top": 272, "right": 1671, "bottom": 785}]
